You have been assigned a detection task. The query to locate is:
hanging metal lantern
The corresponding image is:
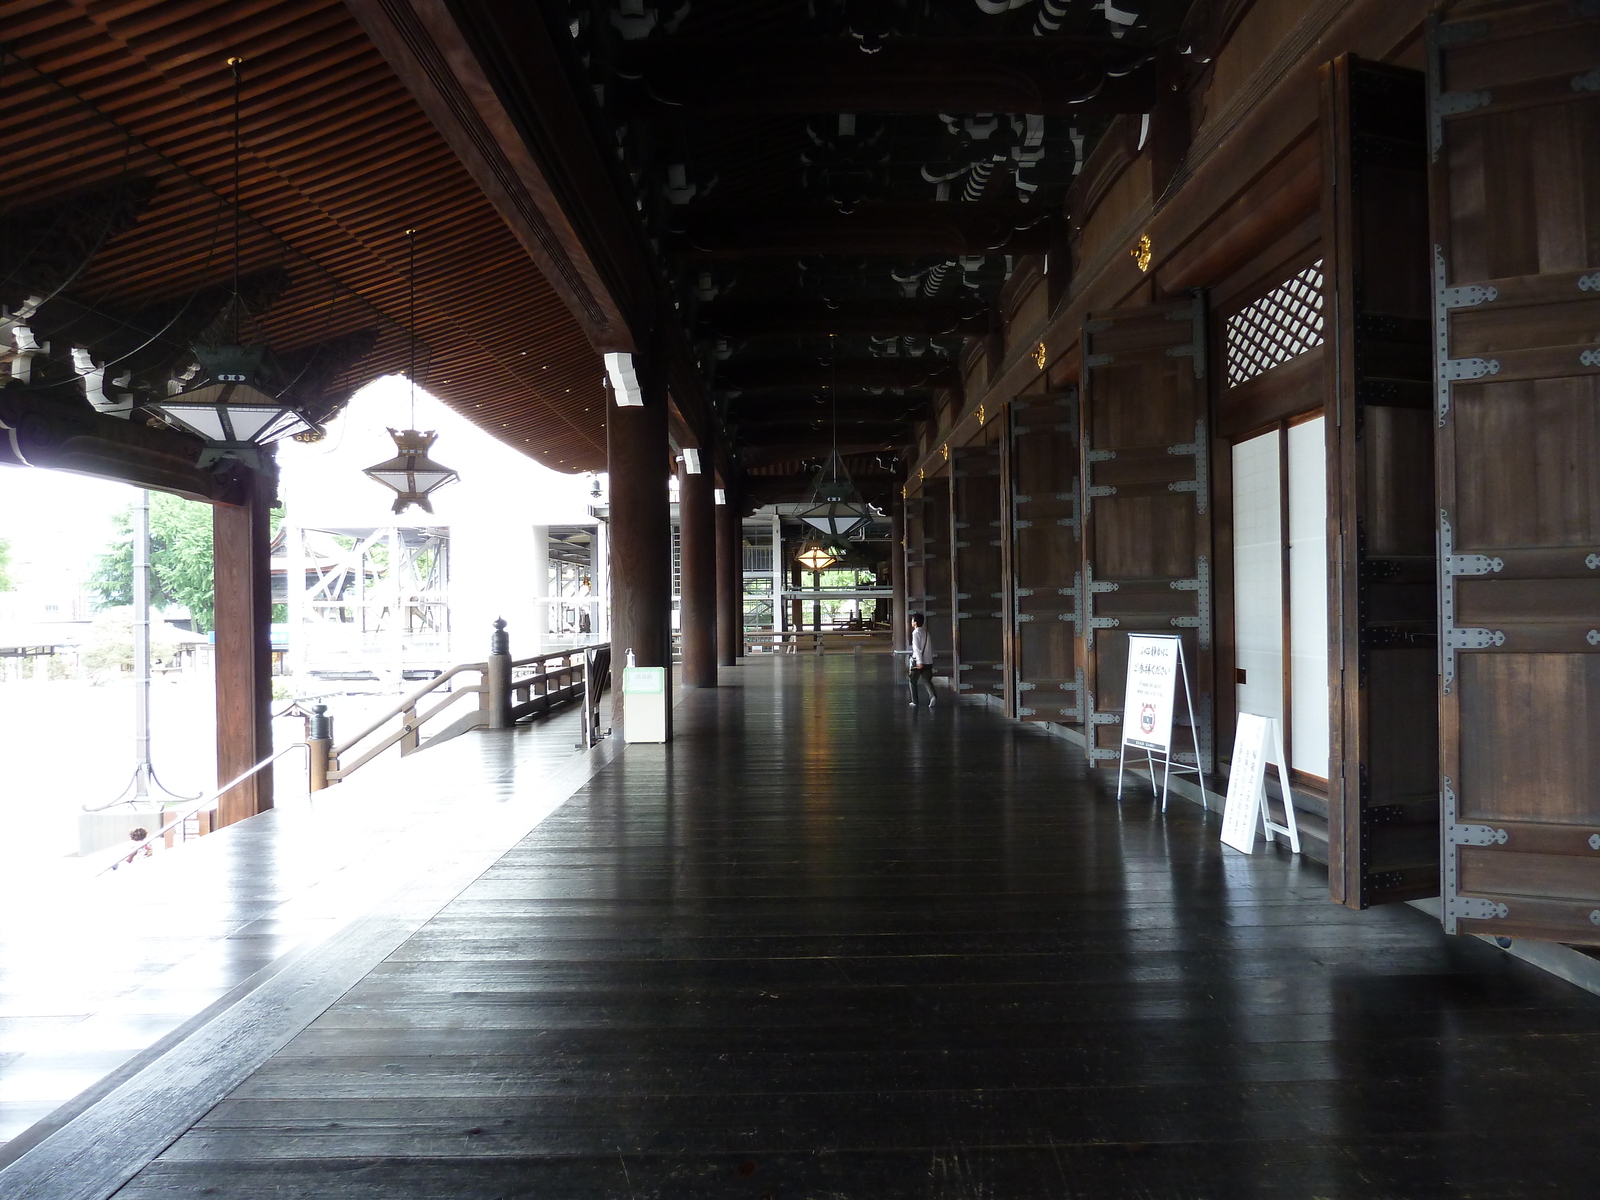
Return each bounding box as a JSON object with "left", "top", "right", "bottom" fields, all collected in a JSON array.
[
  {"left": 799, "top": 450, "right": 874, "bottom": 538},
  {"left": 362, "top": 427, "right": 460, "bottom": 513},
  {"left": 146, "top": 344, "right": 312, "bottom": 469},
  {"left": 795, "top": 537, "right": 838, "bottom": 572}
]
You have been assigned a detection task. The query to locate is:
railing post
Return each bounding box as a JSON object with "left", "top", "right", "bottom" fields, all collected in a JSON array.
[
  {"left": 487, "top": 617, "right": 513, "bottom": 730},
  {"left": 400, "top": 705, "right": 420, "bottom": 754},
  {"left": 308, "top": 704, "right": 334, "bottom": 792}
]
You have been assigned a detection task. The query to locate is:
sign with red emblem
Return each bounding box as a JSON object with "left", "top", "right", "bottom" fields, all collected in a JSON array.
[{"left": 1121, "top": 634, "right": 1178, "bottom": 754}]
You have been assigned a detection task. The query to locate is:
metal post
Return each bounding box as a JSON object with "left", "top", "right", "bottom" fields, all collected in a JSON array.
[
  {"left": 487, "top": 617, "right": 513, "bottom": 729},
  {"left": 132, "top": 489, "right": 152, "bottom": 800}
]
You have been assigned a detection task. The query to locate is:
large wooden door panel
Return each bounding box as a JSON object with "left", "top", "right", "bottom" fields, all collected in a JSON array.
[
  {"left": 1323, "top": 56, "right": 1439, "bottom": 908},
  {"left": 1431, "top": 2, "right": 1600, "bottom": 943},
  {"left": 1009, "top": 393, "right": 1082, "bottom": 724},
  {"left": 952, "top": 444, "right": 1005, "bottom": 701},
  {"left": 1081, "top": 298, "right": 1213, "bottom": 767}
]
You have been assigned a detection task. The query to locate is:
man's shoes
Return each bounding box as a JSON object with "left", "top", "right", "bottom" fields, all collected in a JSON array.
[
  {"left": 909, "top": 701, "right": 918, "bottom": 708},
  {"left": 927, "top": 695, "right": 936, "bottom": 708}
]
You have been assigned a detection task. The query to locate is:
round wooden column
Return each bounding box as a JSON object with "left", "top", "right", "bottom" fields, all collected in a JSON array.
[
  {"left": 716, "top": 487, "right": 740, "bottom": 666},
  {"left": 606, "top": 377, "right": 672, "bottom": 733},
  {"left": 213, "top": 465, "right": 275, "bottom": 828},
  {"left": 891, "top": 497, "right": 908, "bottom": 653},
  {"left": 678, "top": 456, "right": 718, "bottom": 687}
]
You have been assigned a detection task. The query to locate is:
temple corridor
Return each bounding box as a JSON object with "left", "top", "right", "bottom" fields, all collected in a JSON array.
[{"left": 8, "top": 657, "right": 1591, "bottom": 1198}]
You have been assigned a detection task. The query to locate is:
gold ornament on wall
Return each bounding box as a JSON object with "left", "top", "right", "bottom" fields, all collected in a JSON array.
[
  {"left": 1032, "top": 341, "right": 1047, "bottom": 369},
  {"left": 1132, "top": 233, "right": 1153, "bottom": 273},
  {"left": 940, "top": 442, "right": 950, "bottom": 461},
  {"left": 976, "top": 403, "right": 986, "bottom": 427}
]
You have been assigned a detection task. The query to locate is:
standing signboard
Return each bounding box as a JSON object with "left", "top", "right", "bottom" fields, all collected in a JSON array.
[
  {"left": 1116, "top": 633, "right": 1205, "bottom": 811},
  {"left": 1221, "top": 713, "right": 1302, "bottom": 856}
]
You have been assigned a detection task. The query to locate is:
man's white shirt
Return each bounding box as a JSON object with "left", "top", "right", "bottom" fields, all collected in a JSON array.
[{"left": 910, "top": 626, "right": 932, "bottom": 667}]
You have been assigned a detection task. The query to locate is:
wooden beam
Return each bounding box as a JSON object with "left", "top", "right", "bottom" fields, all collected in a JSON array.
[
  {"left": 666, "top": 205, "right": 1056, "bottom": 258},
  {"left": 342, "top": 0, "right": 635, "bottom": 350},
  {"left": 619, "top": 37, "right": 1163, "bottom": 115},
  {"left": 719, "top": 360, "right": 959, "bottom": 392},
  {"left": 698, "top": 298, "right": 990, "bottom": 340}
]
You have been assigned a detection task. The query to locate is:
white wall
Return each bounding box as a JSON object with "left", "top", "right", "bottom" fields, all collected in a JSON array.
[{"left": 277, "top": 375, "right": 596, "bottom": 660}]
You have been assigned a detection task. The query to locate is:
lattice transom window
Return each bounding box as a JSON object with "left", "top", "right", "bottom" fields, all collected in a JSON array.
[{"left": 1225, "top": 261, "right": 1325, "bottom": 388}]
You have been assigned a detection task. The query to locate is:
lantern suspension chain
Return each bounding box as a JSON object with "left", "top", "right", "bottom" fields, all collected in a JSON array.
[
  {"left": 228, "top": 56, "right": 243, "bottom": 344},
  {"left": 407, "top": 227, "right": 418, "bottom": 429}
]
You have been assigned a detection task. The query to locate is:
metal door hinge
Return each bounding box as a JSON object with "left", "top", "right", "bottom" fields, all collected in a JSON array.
[
  {"left": 1587, "top": 554, "right": 1600, "bottom": 570},
  {"left": 1014, "top": 519, "right": 1033, "bottom": 529},
  {"left": 1016, "top": 613, "right": 1035, "bottom": 622},
  {"left": 1091, "top": 711, "right": 1120, "bottom": 725},
  {"left": 1581, "top": 348, "right": 1600, "bottom": 367},
  {"left": 1587, "top": 630, "right": 1600, "bottom": 646},
  {"left": 1015, "top": 587, "right": 1035, "bottom": 597},
  {"left": 1018, "top": 681, "right": 1036, "bottom": 691},
  {"left": 1443, "top": 553, "right": 1503, "bottom": 576},
  {"left": 1448, "top": 896, "right": 1509, "bottom": 920},
  {"left": 1089, "top": 616, "right": 1120, "bottom": 628},
  {"left": 1573, "top": 69, "right": 1600, "bottom": 93},
  {"left": 1580, "top": 273, "right": 1600, "bottom": 292},
  {"left": 1085, "top": 352, "right": 1113, "bottom": 368},
  {"left": 1090, "top": 580, "right": 1120, "bottom": 593},
  {"left": 1444, "top": 627, "right": 1505, "bottom": 649},
  {"left": 1018, "top": 706, "right": 1036, "bottom": 716},
  {"left": 1087, "top": 484, "right": 1116, "bottom": 497},
  {"left": 1442, "top": 357, "right": 1499, "bottom": 380},
  {"left": 1087, "top": 448, "right": 1117, "bottom": 462},
  {"left": 1447, "top": 823, "right": 1508, "bottom": 846},
  {"left": 1440, "top": 284, "right": 1498, "bottom": 308},
  {"left": 1436, "top": 89, "right": 1493, "bottom": 116}
]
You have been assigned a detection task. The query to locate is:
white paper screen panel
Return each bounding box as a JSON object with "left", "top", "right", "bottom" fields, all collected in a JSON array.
[
  {"left": 1232, "top": 432, "right": 1282, "bottom": 723},
  {"left": 1287, "top": 417, "right": 1330, "bottom": 779}
]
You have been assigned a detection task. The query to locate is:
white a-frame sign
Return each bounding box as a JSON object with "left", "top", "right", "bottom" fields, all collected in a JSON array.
[
  {"left": 1116, "top": 633, "right": 1207, "bottom": 812},
  {"left": 1220, "top": 713, "right": 1302, "bottom": 855}
]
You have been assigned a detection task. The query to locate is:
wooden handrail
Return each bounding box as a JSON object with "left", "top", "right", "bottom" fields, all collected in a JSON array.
[{"left": 332, "top": 661, "right": 486, "bottom": 756}]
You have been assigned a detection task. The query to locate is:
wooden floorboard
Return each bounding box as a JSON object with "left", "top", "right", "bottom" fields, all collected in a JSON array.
[{"left": 113, "top": 657, "right": 1600, "bottom": 1198}]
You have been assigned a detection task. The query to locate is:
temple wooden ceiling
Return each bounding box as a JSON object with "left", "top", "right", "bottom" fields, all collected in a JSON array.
[
  {"left": 0, "top": 0, "right": 608, "bottom": 473},
  {"left": 1, "top": 0, "right": 1207, "bottom": 490},
  {"left": 543, "top": 0, "right": 1196, "bottom": 480}
]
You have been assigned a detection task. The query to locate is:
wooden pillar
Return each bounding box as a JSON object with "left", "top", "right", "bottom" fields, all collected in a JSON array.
[
  {"left": 678, "top": 455, "right": 717, "bottom": 687},
  {"left": 891, "top": 497, "right": 908, "bottom": 653},
  {"left": 213, "top": 467, "right": 274, "bottom": 827},
  {"left": 715, "top": 487, "right": 740, "bottom": 666},
  {"left": 606, "top": 373, "right": 672, "bottom": 735}
]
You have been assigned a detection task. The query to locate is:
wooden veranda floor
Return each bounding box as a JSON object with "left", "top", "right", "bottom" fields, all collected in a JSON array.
[{"left": 15, "top": 657, "right": 1600, "bottom": 1198}]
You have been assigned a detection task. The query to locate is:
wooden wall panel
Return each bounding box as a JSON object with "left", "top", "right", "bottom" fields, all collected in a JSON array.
[
  {"left": 1009, "top": 392, "right": 1083, "bottom": 724},
  {"left": 951, "top": 444, "right": 1005, "bottom": 701},
  {"left": 1431, "top": 2, "right": 1600, "bottom": 944},
  {"left": 1322, "top": 55, "right": 1439, "bottom": 909},
  {"left": 1080, "top": 299, "right": 1213, "bottom": 767}
]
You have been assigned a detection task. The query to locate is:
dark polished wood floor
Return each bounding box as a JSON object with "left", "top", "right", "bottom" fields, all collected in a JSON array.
[{"left": 115, "top": 657, "right": 1600, "bottom": 1198}]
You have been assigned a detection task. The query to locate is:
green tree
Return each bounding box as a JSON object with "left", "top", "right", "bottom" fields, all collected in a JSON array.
[
  {"left": 0, "top": 535, "right": 12, "bottom": 592},
  {"left": 90, "top": 492, "right": 218, "bottom": 632}
]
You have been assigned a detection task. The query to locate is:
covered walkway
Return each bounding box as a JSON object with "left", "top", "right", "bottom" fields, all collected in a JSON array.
[{"left": 9, "top": 658, "right": 1598, "bottom": 1199}]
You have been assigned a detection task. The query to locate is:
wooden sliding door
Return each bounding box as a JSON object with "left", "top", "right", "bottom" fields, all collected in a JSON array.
[
  {"left": 1322, "top": 55, "right": 1439, "bottom": 908},
  {"left": 951, "top": 443, "right": 1005, "bottom": 702},
  {"left": 1080, "top": 299, "right": 1214, "bottom": 767},
  {"left": 1431, "top": 2, "right": 1600, "bottom": 942},
  {"left": 1008, "top": 391, "right": 1083, "bottom": 724}
]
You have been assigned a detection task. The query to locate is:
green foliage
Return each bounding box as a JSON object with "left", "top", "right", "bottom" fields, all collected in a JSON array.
[
  {"left": 89, "top": 493, "right": 217, "bottom": 632},
  {"left": 0, "top": 535, "right": 12, "bottom": 592}
]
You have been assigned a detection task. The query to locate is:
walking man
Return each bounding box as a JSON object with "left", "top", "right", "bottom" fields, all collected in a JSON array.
[{"left": 908, "top": 612, "right": 935, "bottom": 708}]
